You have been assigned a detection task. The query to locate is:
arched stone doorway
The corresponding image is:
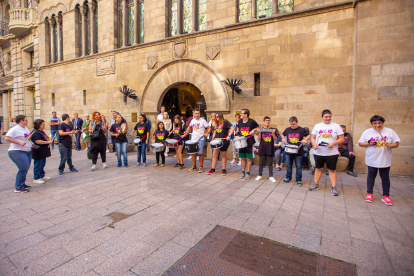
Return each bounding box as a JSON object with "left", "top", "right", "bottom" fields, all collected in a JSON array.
[{"left": 141, "top": 59, "right": 230, "bottom": 116}]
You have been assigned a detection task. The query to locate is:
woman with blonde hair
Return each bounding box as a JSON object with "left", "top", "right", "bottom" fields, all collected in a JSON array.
[
  {"left": 88, "top": 111, "right": 108, "bottom": 171},
  {"left": 207, "top": 113, "right": 234, "bottom": 176},
  {"left": 82, "top": 114, "right": 91, "bottom": 151}
]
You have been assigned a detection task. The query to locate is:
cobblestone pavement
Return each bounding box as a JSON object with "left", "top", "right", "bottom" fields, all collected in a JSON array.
[{"left": 0, "top": 143, "right": 413, "bottom": 276}]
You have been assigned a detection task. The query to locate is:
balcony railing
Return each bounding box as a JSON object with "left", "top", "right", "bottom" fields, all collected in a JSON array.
[
  {"left": 9, "top": 8, "right": 36, "bottom": 36},
  {"left": 0, "top": 22, "right": 11, "bottom": 45}
]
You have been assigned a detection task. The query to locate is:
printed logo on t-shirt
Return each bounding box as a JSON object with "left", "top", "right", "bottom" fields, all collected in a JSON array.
[
  {"left": 66, "top": 129, "right": 70, "bottom": 132},
  {"left": 116, "top": 127, "right": 121, "bottom": 133},
  {"left": 24, "top": 133, "right": 30, "bottom": 138},
  {"left": 157, "top": 133, "right": 166, "bottom": 140},
  {"left": 318, "top": 129, "right": 332, "bottom": 138},
  {"left": 137, "top": 127, "right": 145, "bottom": 134},
  {"left": 44, "top": 134, "right": 49, "bottom": 140},
  {"left": 288, "top": 133, "right": 300, "bottom": 143},
  {"left": 192, "top": 123, "right": 200, "bottom": 131},
  {"left": 173, "top": 127, "right": 180, "bottom": 134},
  {"left": 215, "top": 125, "right": 223, "bottom": 133},
  {"left": 240, "top": 127, "right": 250, "bottom": 136},
  {"left": 370, "top": 136, "right": 388, "bottom": 148},
  {"left": 262, "top": 133, "right": 272, "bottom": 142}
]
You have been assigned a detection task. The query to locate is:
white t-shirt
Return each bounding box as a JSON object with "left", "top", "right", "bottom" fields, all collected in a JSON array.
[
  {"left": 189, "top": 118, "right": 209, "bottom": 141},
  {"left": 311, "top": 122, "right": 344, "bottom": 156},
  {"left": 358, "top": 127, "right": 400, "bottom": 168},
  {"left": 6, "top": 125, "right": 33, "bottom": 152},
  {"left": 157, "top": 114, "right": 164, "bottom": 121}
]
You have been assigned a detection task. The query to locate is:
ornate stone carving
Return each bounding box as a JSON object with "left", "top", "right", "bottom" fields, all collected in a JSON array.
[
  {"left": 206, "top": 45, "right": 220, "bottom": 60},
  {"left": 173, "top": 39, "right": 187, "bottom": 59},
  {"left": 96, "top": 55, "right": 115, "bottom": 76},
  {"left": 147, "top": 55, "right": 158, "bottom": 69}
]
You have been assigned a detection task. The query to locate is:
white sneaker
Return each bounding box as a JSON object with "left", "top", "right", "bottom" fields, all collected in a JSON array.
[
  {"left": 230, "top": 159, "right": 236, "bottom": 164},
  {"left": 255, "top": 176, "right": 262, "bottom": 181},
  {"left": 91, "top": 164, "right": 96, "bottom": 171},
  {"left": 41, "top": 176, "right": 52, "bottom": 181},
  {"left": 106, "top": 149, "right": 110, "bottom": 153},
  {"left": 237, "top": 161, "right": 241, "bottom": 166},
  {"left": 187, "top": 156, "right": 192, "bottom": 159},
  {"left": 164, "top": 153, "right": 168, "bottom": 157},
  {"left": 33, "top": 179, "right": 45, "bottom": 184},
  {"left": 103, "top": 163, "right": 108, "bottom": 169},
  {"left": 84, "top": 148, "right": 88, "bottom": 151},
  {"left": 269, "top": 177, "right": 277, "bottom": 183}
]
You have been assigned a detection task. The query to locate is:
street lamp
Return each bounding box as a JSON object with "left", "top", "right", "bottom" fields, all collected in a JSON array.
[{"left": 118, "top": 86, "right": 138, "bottom": 105}]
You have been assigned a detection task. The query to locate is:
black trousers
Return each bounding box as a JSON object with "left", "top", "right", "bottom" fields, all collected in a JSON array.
[
  {"left": 156, "top": 149, "right": 166, "bottom": 164},
  {"left": 339, "top": 150, "right": 355, "bottom": 172},
  {"left": 259, "top": 155, "right": 273, "bottom": 177},
  {"left": 367, "top": 166, "right": 390, "bottom": 196},
  {"left": 90, "top": 141, "right": 107, "bottom": 165}
]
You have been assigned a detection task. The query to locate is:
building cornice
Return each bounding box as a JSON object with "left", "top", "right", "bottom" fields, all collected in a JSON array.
[{"left": 40, "top": 0, "right": 355, "bottom": 71}]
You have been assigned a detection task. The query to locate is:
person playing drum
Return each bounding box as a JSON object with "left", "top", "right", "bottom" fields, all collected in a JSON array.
[
  {"left": 237, "top": 109, "right": 259, "bottom": 180},
  {"left": 153, "top": 122, "right": 169, "bottom": 167},
  {"left": 184, "top": 108, "right": 211, "bottom": 173},
  {"left": 207, "top": 113, "right": 235, "bottom": 176},
  {"left": 171, "top": 115, "right": 186, "bottom": 169},
  {"left": 280, "top": 116, "right": 310, "bottom": 186},
  {"left": 130, "top": 113, "right": 150, "bottom": 167},
  {"left": 255, "top": 116, "right": 278, "bottom": 183}
]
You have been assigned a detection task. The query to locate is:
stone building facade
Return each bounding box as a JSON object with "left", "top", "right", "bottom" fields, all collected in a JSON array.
[{"left": 0, "top": 0, "right": 413, "bottom": 175}]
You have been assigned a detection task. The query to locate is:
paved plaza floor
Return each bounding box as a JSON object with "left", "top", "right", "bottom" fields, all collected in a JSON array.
[{"left": 0, "top": 143, "right": 413, "bottom": 276}]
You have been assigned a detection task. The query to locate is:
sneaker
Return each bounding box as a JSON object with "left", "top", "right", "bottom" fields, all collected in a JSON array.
[
  {"left": 230, "top": 159, "right": 236, "bottom": 164},
  {"left": 24, "top": 185, "right": 31, "bottom": 189},
  {"left": 222, "top": 170, "right": 227, "bottom": 176},
  {"left": 187, "top": 156, "right": 192, "bottom": 160},
  {"left": 282, "top": 178, "right": 291, "bottom": 183},
  {"left": 33, "top": 179, "right": 45, "bottom": 184},
  {"left": 70, "top": 168, "right": 78, "bottom": 172},
  {"left": 136, "top": 163, "right": 141, "bottom": 166},
  {"left": 255, "top": 175, "right": 262, "bottom": 181},
  {"left": 103, "top": 163, "right": 108, "bottom": 169},
  {"left": 41, "top": 176, "right": 52, "bottom": 180},
  {"left": 58, "top": 170, "right": 63, "bottom": 175},
  {"left": 117, "top": 164, "right": 122, "bottom": 168},
  {"left": 174, "top": 163, "right": 180, "bottom": 168},
  {"left": 245, "top": 174, "right": 251, "bottom": 180},
  {"left": 239, "top": 173, "right": 245, "bottom": 179},
  {"left": 180, "top": 164, "right": 185, "bottom": 169},
  {"left": 124, "top": 164, "right": 128, "bottom": 168},
  {"left": 309, "top": 183, "right": 319, "bottom": 191},
  {"left": 199, "top": 167, "right": 204, "bottom": 173},
  {"left": 346, "top": 171, "right": 358, "bottom": 177},
  {"left": 297, "top": 181, "right": 302, "bottom": 186},
  {"left": 365, "top": 193, "right": 373, "bottom": 203},
  {"left": 14, "top": 188, "right": 29, "bottom": 193},
  {"left": 276, "top": 166, "right": 281, "bottom": 171},
  {"left": 143, "top": 163, "right": 147, "bottom": 167},
  {"left": 146, "top": 152, "right": 149, "bottom": 155},
  {"left": 91, "top": 165, "right": 96, "bottom": 171},
  {"left": 269, "top": 177, "right": 277, "bottom": 183},
  {"left": 106, "top": 149, "right": 110, "bottom": 153},
  {"left": 207, "top": 169, "right": 215, "bottom": 175},
  {"left": 237, "top": 161, "right": 241, "bottom": 166},
  {"left": 164, "top": 153, "right": 168, "bottom": 157},
  {"left": 188, "top": 167, "right": 197, "bottom": 172},
  {"left": 381, "top": 196, "right": 393, "bottom": 206},
  {"left": 331, "top": 187, "right": 339, "bottom": 196}
]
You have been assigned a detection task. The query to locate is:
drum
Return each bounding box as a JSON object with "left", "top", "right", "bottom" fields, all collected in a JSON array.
[
  {"left": 151, "top": 143, "right": 165, "bottom": 152},
  {"left": 134, "top": 138, "right": 142, "bottom": 146},
  {"left": 165, "top": 139, "right": 178, "bottom": 148},
  {"left": 233, "top": 136, "right": 248, "bottom": 149},
  {"left": 185, "top": 140, "right": 199, "bottom": 154},
  {"left": 210, "top": 139, "right": 223, "bottom": 149},
  {"left": 285, "top": 144, "right": 302, "bottom": 154}
]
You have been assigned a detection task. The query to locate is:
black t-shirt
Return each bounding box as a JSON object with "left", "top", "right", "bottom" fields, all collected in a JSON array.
[
  {"left": 155, "top": 129, "right": 169, "bottom": 143},
  {"left": 134, "top": 122, "right": 150, "bottom": 143},
  {"left": 110, "top": 123, "right": 128, "bottom": 143},
  {"left": 215, "top": 120, "right": 232, "bottom": 139},
  {"left": 282, "top": 126, "right": 309, "bottom": 156},
  {"left": 258, "top": 128, "right": 275, "bottom": 156},
  {"left": 238, "top": 118, "right": 259, "bottom": 146},
  {"left": 58, "top": 122, "right": 73, "bottom": 148},
  {"left": 172, "top": 124, "right": 186, "bottom": 140},
  {"left": 31, "top": 129, "right": 51, "bottom": 160}
]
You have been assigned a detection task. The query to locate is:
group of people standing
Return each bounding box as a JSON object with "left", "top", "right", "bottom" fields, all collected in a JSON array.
[{"left": 4, "top": 108, "right": 400, "bottom": 206}]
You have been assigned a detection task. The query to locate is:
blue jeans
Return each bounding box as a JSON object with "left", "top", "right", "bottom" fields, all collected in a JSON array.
[
  {"left": 137, "top": 143, "right": 146, "bottom": 164},
  {"left": 33, "top": 158, "right": 46, "bottom": 180},
  {"left": 50, "top": 130, "right": 59, "bottom": 149},
  {"left": 197, "top": 139, "right": 205, "bottom": 155},
  {"left": 75, "top": 131, "right": 82, "bottom": 150},
  {"left": 302, "top": 152, "right": 309, "bottom": 169},
  {"left": 8, "top": 150, "right": 32, "bottom": 190},
  {"left": 58, "top": 144, "right": 74, "bottom": 171},
  {"left": 285, "top": 154, "right": 303, "bottom": 181},
  {"left": 115, "top": 142, "right": 128, "bottom": 166},
  {"left": 282, "top": 151, "right": 286, "bottom": 164}
]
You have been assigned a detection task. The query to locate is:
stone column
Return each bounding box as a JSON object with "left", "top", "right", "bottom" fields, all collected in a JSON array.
[
  {"left": 251, "top": 0, "right": 257, "bottom": 20},
  {"left": 272, "top": 0, "right": 277, "bottom": 15},
  {"left": 177, "top": 0, "right": 182, "bottom": 35},
  {"left": 79, "top": 6, "right": 87, "bottom": 56},
  {"left": 88, "top": 1, "right": 97, "bottom": 53},
  {"left": 56, "top": 15, "right": 62, "bottom": 61},
  {"left": 2, "top": 91, "right": 9, "bottom": 133},
  {"left": 48, "top": 18, "right": 55, "bottom": 63},
  {"left": 191, "top": 0, "right": 197, "bottom": 32},
  {"left": 133, "top": 0, "right": 139, "bottom": 44},
  {"left": 122, "top": 0, "right": 127, "bottom": 46}
]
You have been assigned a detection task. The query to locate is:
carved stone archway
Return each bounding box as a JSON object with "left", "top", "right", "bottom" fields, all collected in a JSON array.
[{"left": 141, "top": 59, "right": 230, "bottom": 114}]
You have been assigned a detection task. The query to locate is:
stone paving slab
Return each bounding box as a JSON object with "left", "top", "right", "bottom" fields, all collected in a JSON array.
[{"left": 0, "top": 143, "right": 413, "bottom": 276}]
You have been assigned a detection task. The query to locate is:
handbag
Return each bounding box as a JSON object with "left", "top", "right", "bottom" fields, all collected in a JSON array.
[{"left": 89, "top": 122, "right": 102, "bottom": 140}]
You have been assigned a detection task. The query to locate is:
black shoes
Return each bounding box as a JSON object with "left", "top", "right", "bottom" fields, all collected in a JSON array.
[{"left": 347, "top": 171, "right": 358, "bottom": 177}]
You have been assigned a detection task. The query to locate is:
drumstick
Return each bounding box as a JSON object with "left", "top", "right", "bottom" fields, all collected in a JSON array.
[
  {"left": 376, "top": 125, "right": 384, "bottom": 141},
  {"left": 48, "top": 136, "right": 55, "bottom": 148},
  {"left": 20, "top": 131, "right": 35, "bottom": 148}
]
